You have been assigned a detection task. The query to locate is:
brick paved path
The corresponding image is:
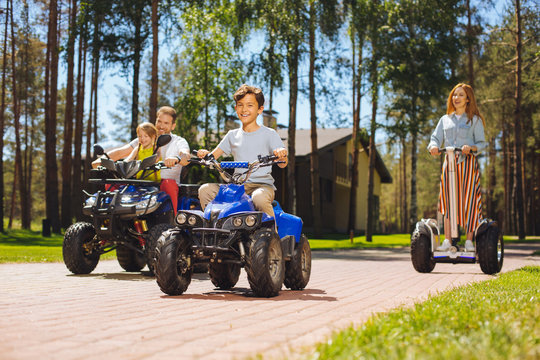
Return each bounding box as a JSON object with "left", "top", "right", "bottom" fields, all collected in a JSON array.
[{"left": 1, "top": 244, "right": 538, "bottom": 360}]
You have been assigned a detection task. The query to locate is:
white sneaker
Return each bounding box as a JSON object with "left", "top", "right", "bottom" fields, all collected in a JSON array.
[
  {"left": 465, "top": 240, "right": 475, "bottom": 252},
  {"left": 438, "top": 239, "right": 451, "bottom": 251}
]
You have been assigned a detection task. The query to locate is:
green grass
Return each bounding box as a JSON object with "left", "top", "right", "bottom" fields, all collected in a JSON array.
[
  {"left": 308, "top": 233, "right": 412, "bottom": 250},
  {"left": 306, "top": 266, "right": 540, "bottom": 360},
  {"left": 0, "top": 229, "right": 116, "bottom": 263}
]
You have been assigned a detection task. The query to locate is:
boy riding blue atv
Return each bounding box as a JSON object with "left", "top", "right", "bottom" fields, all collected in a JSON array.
[{"left": 154, "top": 84, "right": 312, "bottom": 297}]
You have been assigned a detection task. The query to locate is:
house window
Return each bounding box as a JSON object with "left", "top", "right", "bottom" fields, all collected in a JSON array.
[
  {"left": 335, "top": 161, "right": 350, "bottom": 183},
  {"left": 320, "top": 178, "right": 333, "bottom": 203}
]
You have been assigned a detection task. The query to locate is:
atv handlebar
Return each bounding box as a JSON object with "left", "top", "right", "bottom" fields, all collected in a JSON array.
[{"left": 189, "top": 151, "right": 280, "bottom": 184}]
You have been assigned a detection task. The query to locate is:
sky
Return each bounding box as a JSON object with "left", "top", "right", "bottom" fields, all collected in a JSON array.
[{"left": 91, "top": 0, "right": 509, "bottom": 150}]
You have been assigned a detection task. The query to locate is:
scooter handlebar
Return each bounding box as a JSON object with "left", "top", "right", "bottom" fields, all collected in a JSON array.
[{"left": 439, "top": 146, "right": 463, "bottom": 153}]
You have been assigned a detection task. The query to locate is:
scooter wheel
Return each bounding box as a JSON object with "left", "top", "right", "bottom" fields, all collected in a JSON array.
[
  {"left": 411, "top": 230, "right": 435, "bottom": 273},
  {"left": 477, "top": 225, "right": 504, "bottom": 275}
]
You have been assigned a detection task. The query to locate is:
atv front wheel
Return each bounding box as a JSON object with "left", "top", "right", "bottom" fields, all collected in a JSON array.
[
  {"left": 154, "top": 230, "right": 193, "bottom": 295},
  {"left": 410, "top": 230, "right": 435, "bottom": 273},
  {"left": 477, "top": 225, "right": 504, "bottom": 275},
  {"left": 209, "top": 262, "right": 241, "bottom": 290},
  {"left": 284, "top": 234, "right": 311, "bottom": 290},
  {"left": 245, "top": 229, "right": 285, "bottom": 297},
  {"left": 145, "top": 223, "right": 173, "bottom": 275},
  {"left": 63, "top": 222, "right": 100, "bottom": 274},
  {"left": 116, "top": 244, "right": 146, "bottom": 272}
]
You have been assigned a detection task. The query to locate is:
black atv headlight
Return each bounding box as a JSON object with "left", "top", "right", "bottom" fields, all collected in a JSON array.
[
  {"left": 223, "top": 212, "right": 262, "bottom": 230},
  {"left": 176, "top": 211, "right": 203, "bottom": 227}
]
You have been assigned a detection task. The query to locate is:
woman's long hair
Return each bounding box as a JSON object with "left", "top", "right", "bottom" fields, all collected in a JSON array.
[{"left": 446, "top": 83, "right": 485, "bottom": 126}]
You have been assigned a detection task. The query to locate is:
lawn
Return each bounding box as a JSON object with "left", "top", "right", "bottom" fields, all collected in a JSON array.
[
  {"left": 308, "top": 233, "right": 412, "bottom": 250},
  {"left": 0, "top": 228, "right": 116, "bottom": 263},
  {"left": 306, "top": 266, "right": 540, "bottom": 360}
]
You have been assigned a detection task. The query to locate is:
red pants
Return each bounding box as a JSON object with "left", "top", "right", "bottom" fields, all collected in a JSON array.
[{"left": 160, "top": 179, "right": 179, "bottom": 214}]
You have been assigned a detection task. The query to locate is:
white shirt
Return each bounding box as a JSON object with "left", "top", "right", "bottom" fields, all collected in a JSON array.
[{"left": 218, "top": 125, "right": 284, "bottom": 188}]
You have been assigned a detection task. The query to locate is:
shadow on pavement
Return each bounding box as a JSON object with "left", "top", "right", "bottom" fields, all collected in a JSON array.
[
  {"left": 68, "top": 271, "right": 155, "bottom": 281},
  {"left": 67, "top": 271, "right": 211, "bottom": 282},
  {"left": 162, "top": 287, "right": 337, "bottom": 301}
]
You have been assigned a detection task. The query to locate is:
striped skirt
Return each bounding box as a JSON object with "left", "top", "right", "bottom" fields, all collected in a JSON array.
[{"left": 438, "top": 154, "right": 483, "bottom": 233}]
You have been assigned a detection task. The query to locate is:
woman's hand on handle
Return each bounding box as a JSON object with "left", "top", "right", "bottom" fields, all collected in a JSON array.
[
  {"left": 461, "top": 145, "right": 477, "bottom": 155},
  {"left": 429, "top": 147, "right": 440, "bottom": 156}
]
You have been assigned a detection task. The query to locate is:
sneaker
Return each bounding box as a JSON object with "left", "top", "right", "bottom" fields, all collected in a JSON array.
[
  {"left": 438, "top": 239, "right": 451, "bottom": 251},
  {"left": 464, "top": 240, "right": 475, "bottom": 252}
]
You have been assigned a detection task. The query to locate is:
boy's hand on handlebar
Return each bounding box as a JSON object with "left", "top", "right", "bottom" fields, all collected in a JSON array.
[
  {"left": 273, "top": 147, "right": 288, "bottom": 168},
  {"left": 429, "top": 147, "right": 440, "bottom": 156}
]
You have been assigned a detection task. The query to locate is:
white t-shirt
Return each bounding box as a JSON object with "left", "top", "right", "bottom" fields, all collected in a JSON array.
[
  {"left": 130, "top": 133, "right": 190, "bottom": 185},
  {"left": 217, "top": 125, "right": 284, "bottom": 188}
]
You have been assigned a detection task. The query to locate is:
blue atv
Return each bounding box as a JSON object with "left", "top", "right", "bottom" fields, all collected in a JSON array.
[
  {"left": 63, "top": 135, "right": 200, "bottom": 276},
  {"left": 154, "top": 153, "right": 312, "bottom": 297}
]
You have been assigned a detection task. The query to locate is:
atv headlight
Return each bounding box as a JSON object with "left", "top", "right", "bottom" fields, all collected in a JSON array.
[
  {"left": 177, "top": 213, "right": 187, "bottom": 224},
  {"left": 188, "top": 215, "right": 197, "bottom": 226},
  {"left": 136, "top": 196, "right": 157, "bottom": 210},
  {"left": 120, "top": 194, "right": 158, "bottom": 210},
  {"left": 245, "top": 215, "right": 257, "bottom": 227},
  {"left": 233, "top": 217, "right": 243, "bottom": 227}
]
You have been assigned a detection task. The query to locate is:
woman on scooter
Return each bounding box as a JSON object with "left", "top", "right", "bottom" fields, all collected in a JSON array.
[{"left": 427, "top": 83, "right": 487, "bottom": 252}]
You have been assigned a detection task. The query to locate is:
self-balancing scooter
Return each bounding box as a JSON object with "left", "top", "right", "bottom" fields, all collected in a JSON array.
[{"left": 411, "top": 147, "right": 503, "bottom": 275}]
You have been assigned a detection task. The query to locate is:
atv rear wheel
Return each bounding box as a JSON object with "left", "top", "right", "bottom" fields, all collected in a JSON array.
[
  {"left": 284, "top": 234, "right": 311, "bottom": 290},
  {"left": 410, "top": 230, "right": 435, "bottom": 273},
  {"left": 154, "top": 230, "right": 193, "bottom": 295},
  {"left": 63, "top": 222, "right": 100, "bottom": 274},
  {"left": 245, "top": 229, "right": 285, "bottom": 297},
  {"left": 477, "top": 225, "right": 504, "bottom": 275},
  {"left": 116, "top": 244, "right": 146, "bottom": 272},
  {"left": 209, "top": 262, "right": 241, "bottom": 290},
  {"left": 145, "top": 223, "right": 174, "bottom": 275}
]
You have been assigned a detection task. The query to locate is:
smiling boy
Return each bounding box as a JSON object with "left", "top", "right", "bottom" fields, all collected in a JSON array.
[{"left": 197, "top": 84, "right": 288, "bottom": 218}]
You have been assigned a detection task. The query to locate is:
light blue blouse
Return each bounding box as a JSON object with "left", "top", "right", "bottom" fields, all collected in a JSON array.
[{"left": 427, "top": 113, "right": 487, "bottom": 158}]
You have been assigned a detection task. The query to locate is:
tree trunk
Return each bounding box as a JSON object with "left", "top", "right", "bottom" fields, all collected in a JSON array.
[
  {"left": 61, "top": 0, "right": 77, "bottom": 229},
  {"left": 0, "top": 0, "right": 10, "bottom": 232},
  {"left": 204, "top": 46, "right": 209, "bottom": 148},
  {"left": 308, "top": 2, "right": 321, "bottom": 235},
  {"left": 466, "top": 0, "right": 474, "bottom": 87},
  {"left": 400, "top": 138, "right": 408, "bottom": 233},
  {"left": 366, "top": 82, "right": 377, "bottom": 242},
  {"left": 45, "top": 0, "right": 61, "bottom": 234},
  {"left": 131, "top": 6, "right": 143, "bottom": 139},
  {"left": 286, "top": 47, "right": 298, "bottom": 215},
  {"left": 149, "top": 0, "right": 158, "bottom": 124},
  {"left": 487, "top": 135, "right": 496, "bottom": 219},
  {"left": 10, "top": 0, "right": 26, "bottom": 229},
  {"left": 72, "top": 32, "right": 86, "bottom": 221},
  {"left": 85, "top": 52, "right": 98, "bottom": 185},
  {"left": 502, "top": 113, "right": 509, "bottom": 234},
  {"left": 409, "top": 130, "right": 418, "bottom": 232},
  {"left": 348, "top": 33, "right": 362, "bottom": 234},
  {"left": 513, "top": 0, "right": 525, "bottom": 239},
  {"left": 21, "top": 1, "right": 32, "bottom": 229}
]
